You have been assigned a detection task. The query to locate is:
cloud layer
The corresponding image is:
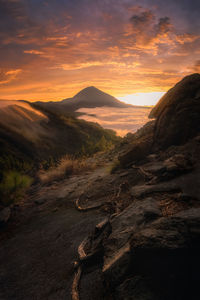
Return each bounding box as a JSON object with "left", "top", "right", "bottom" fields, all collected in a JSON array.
[
  {"left": 77, "top": 106, "right": 152, "bottom": 136},
  {"left": 0, "top": 0, "right": 199, "bottom": 101}
]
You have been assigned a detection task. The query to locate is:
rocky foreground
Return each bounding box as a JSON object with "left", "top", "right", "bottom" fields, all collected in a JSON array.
[{"left": 0, "top": 74, "right": 200, "bottom": 300}]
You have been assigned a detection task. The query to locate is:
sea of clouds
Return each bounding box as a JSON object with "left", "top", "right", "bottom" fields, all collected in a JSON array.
[{"left": 77, "top": 106, "right": 152, "bottom": 137}]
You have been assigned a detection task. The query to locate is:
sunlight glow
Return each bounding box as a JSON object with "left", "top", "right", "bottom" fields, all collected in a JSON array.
[{"left": 118, "top": 92, "right": 165, "bottom": 106}]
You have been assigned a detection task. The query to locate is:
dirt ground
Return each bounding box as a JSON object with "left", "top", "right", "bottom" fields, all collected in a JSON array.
[{"left": 0, "top": 165, "right": 111, "bottom": 300}]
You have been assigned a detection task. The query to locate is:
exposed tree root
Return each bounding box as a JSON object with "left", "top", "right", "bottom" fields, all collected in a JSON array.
[
  {"left": 132, "top": 165, "right": 154, "bottom": 181},
  {"left": 75, "top": 197, "right": 103, "bottom": 212},
  {"left": 71, "top": 265, "right": 82, "bottom": 300},
  {"left": 71, "top": 218, "right": 111, "bottom": 300}
]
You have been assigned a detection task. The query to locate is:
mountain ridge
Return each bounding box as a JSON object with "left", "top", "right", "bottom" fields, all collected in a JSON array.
[{"left": 35, "top": 86, "right": 133, "bottom": 115}]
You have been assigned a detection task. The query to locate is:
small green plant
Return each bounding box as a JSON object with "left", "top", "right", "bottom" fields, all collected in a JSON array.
[{"left": 0, "top": 171, "right": 32, "bottom": 206}]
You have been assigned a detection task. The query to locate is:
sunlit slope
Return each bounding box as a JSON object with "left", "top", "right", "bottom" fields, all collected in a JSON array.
[
  {"left": 0, "top": 101, "right": 48, "bottom": 143},
  {"left": 0, "top": 100, "right": 120, "bottom": 175}
]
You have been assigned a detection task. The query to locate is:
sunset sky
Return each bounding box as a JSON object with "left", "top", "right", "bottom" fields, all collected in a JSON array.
[{"left": 0, "top": 0, "right": 199, "bottom": 105}]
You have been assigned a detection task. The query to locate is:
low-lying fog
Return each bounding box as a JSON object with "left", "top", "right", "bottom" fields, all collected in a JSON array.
[{"left": 77, "top": 106, "right": 152, "bottom": 136}]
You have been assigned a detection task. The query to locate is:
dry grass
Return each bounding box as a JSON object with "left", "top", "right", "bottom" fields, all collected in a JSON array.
[
  {"left": 156, "top": 192, "right": 200, "bottom": 217},
  {"left": 39, "top": 156, "right": 96, "bottom": 185}
]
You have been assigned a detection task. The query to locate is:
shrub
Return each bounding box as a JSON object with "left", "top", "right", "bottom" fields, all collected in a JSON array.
[{"left": 0, "top": 171, "right": 33, "bottom": 206}]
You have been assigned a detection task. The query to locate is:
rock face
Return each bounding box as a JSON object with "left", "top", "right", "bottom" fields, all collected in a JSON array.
[
  {"left": 103, "top": 198, "right": 162, "bottom": 285},
  {"left": 128, "top": 209, "right": 200, "bottom": 300},
  {"left": 118, "top": 121, "right": 155, "bottom": 166},
  {"left": 150, "top": 73, "right": 200, "bottom": 148}
]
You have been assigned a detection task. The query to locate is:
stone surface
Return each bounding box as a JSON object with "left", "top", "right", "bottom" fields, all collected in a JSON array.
[
  {"left": 0, "top": 207, "right": 11, "bottom": 225},
  {"left": 102, "top": 198, "right": 162, "bottom": 287},
  {"left": 106, "top": 198, "right": 162, "bottom": 253},
  {"left": 115, "top": 276, "right": 158, "bottom": 300},
  {"left": 131, "top": 182, "right": 179, "bottom": 198},
  {"left": 118, "top": 121, "right": 155, "bottom": 167},
  {"left": 150, "top": 74, "right": 200, "bottom": 148}
]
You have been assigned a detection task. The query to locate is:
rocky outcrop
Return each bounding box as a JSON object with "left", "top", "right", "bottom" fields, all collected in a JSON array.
[
  {"left": 118, "top": 121, "right": 155, "bottom": 167},
  {"left": 126, "top": 209, "right": 200, "bottom": 300},
  {"left": 131, "top": 207, "right": 200, "bottom": 250},
  {"left": 150, "top": 73, "right": 200, "bottom": 148},
  {"left": 114, "top": 209, "right": 200, "bottom": 299},
  {"left": 103, "top": 198, "right": 162, "bottom": 286},
  {"left": 100, "top": 201, "right": 200, "bottom": 299}
]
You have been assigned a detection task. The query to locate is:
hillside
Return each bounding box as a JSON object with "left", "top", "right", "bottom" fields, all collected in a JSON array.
[{"left": 0, "top": 100, "right": 120, "bottom": 206}]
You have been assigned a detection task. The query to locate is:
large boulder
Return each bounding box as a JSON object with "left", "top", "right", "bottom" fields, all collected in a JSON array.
[
  {"left": 118, "top": 121, "right": 155, "bottom": 166},
  {"left": 113, "top": 208, "right": 200, "bottom": 300},
  {"left": 128, "top": 208, "right": 200, "bottom": 299},
  {"left": 103, "top": 198, "right": 162, "bottom": 286},
  {"left": 150, "top": 73, "right": 200, "bottom": 148},
  {"left": 130, "top": 207, "right": 200, "bottom": 250}
]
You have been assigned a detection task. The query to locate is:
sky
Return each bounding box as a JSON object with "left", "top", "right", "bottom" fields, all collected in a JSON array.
[{"left": 0, "top": 0, "right": 199, "bottom": 105}]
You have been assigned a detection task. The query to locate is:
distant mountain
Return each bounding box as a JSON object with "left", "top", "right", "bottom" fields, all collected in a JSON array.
[
  {"left": 35, "top": 86, "right": 131, "bottom": 115},
  {"left": 61, "top": 86, "right": 131, "bottom": 109}
]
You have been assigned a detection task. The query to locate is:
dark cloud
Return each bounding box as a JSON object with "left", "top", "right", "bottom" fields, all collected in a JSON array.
[
  {"left": 127, "top": 9, "right": 176, "bottom": 51},
  {"left": 0, "top": 0, "right": 48, "bottom": 50},
  {"left": 155, "top": 17, "right": 172, "bottom": 35},
  {"left": 130, "top": 10, "right": 154, "bottom": 29},
  {"left": 130, "top": 10, "right": 173, "bottom": 38},
  {"left": 0, "top": 0, "right": 33, "bottom": 33}
]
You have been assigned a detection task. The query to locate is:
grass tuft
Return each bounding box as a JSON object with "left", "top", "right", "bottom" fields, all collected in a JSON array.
[
  {"left": 0, "top": 171, "right": 32, "bottom": 206},
  {"left": 38, "top": 156, "right": 96, "bottom": 184}
]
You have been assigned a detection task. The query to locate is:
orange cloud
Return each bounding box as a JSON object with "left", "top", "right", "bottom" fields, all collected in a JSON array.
[
  {"left": 0, "top": 69, "right": 22, "bottom": 85},
  {"left": 24, "top": 50, "right": 45, "bottom": 55}
]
